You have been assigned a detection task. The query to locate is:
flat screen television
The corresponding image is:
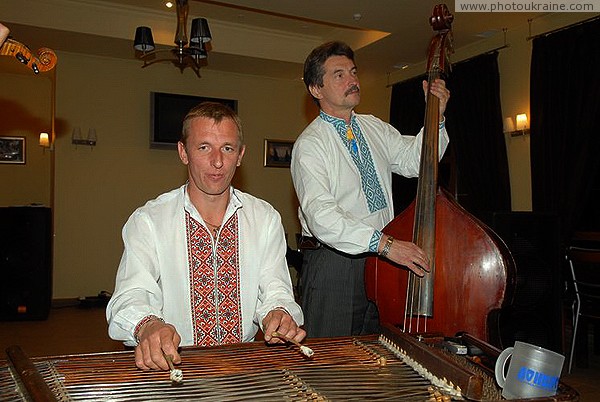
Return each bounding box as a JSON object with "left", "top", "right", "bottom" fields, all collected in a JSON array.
[{"left": 150, "top": 92, "right": 237, "bottom": 149}]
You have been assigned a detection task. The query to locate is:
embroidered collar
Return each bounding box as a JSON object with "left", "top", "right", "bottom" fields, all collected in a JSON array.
[
  {"left": 319, "top": 110, "right": 356, "bottom": 130},
  {"left": 183, "top": 185, "right": 243, "bottom": 223},
  {"left": 319, "top": 111, "right": 361, "bottom": 156}
]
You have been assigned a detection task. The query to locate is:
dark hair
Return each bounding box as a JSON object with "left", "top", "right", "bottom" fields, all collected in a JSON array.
[
  {"left": 303, "top": 41, "right": 355, "bottom": 102},
  {"left": 181, "top": 101, "right": 243, "bottom": 145}
]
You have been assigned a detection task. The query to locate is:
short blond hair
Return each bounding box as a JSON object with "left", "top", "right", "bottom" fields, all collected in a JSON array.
[{"left": 181, "top": 101, "right": 243, "bottom": 145}]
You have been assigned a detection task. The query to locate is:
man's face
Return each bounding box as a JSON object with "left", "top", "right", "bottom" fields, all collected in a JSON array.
[
  {"left": 309, "top": 55, "right": 360, "bottom": 118},
  {"left": 178, "top": 117, "right": 245, "bottom": 200}
]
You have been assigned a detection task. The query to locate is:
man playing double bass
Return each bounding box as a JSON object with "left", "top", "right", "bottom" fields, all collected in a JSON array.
[{"left": 291, "top": 41, "right": 450, "bottom": 338}]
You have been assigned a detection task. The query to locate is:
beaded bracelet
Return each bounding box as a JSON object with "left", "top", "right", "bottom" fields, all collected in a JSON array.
[
  {"left": 380, "top": 236, "right": 394, "bottom": 258},
  {"left": 133, "top": 314, "right": 165, "bottom": 344}
]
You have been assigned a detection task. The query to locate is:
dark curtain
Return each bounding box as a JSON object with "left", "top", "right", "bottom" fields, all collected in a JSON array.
[
  {"left": 389, "top": 74, "right": 426, "bottom": 214},
  {"left": 390, "top": 52, "right": 511, "bottom": 221},
  {"left": 530, "top": 18, "right": 600, "bottom": 243}
]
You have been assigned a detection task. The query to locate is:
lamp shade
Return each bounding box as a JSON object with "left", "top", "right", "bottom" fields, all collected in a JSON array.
[
  {"left": 516, "top": 113, "right": 528, "bottom": 130},
  {"left": 190, "top": 18, "right": 211, "bottom": 44},
  {"left": 189, "top": 42, "right": 208, "bottom": 59},
  {"left": 134, "top": 26, "right": 155, "bottom": 51},
  {"left": 39, "top": 132, "right": 50, "bottom": 148},
  {"left": 503, "top": 117, "right": 515, "bottom": 132}
]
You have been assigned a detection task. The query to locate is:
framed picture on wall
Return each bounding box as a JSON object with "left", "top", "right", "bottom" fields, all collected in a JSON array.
[
  {"left": 0, "top": 136, "right": 26, "bottom": 164},
  {"left": 264, "top": 139, "right": 294, "bottom": 168}
]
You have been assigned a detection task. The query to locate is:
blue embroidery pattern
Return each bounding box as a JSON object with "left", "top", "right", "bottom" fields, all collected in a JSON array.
[
  {"left": 369, "top": 231, "right": 383, "bottom": 253},
  {"left": 320, "top": 111, "right": 387, "bottom": 214}
]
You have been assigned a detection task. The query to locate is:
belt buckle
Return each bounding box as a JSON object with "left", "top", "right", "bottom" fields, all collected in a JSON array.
[{"left": 299, "top": 236, "right": 320, "bottom": 250}]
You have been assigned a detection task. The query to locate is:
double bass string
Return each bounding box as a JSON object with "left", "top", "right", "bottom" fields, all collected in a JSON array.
[
  {"left": 404, "top": 66, "right": 440, "bottom": 335},
  {"left": 402, "top": 8, "right": 450, "bottom": 336}
]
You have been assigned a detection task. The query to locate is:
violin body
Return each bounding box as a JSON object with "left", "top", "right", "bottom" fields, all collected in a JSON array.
[
  {"left": 365, "top": 188, "right": 516, "bottom": 340},
  {"left": 1, "top": 38, "right": 57, "bottom": 74}
]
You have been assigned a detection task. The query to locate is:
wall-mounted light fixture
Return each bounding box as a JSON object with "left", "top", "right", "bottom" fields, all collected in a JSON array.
[
  {"left": 39, "top": 67, "right": 57, "bottom": 153},
  {"left": 504, "top": 113, "right": 530, "bottom": 137},
  {"left": 39, "top": 132, "right": 50, "bottom": 148},
  {"left": 72, "top": 127, "right": 97, "bottom": 147},
  {"left": 133, "top": 0, "right": 212, "bottom": 77}
]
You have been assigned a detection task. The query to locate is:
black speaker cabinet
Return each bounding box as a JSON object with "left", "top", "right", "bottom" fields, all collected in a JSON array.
[
  {"left": 490, "top": 211, "right": 563, "bottom": 353},
  {"left": 0, "top": 206, "right": 52, "bottom": 321}
]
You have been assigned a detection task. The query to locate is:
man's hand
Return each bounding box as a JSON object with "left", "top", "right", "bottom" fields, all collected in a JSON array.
[
  {"left": 0, "top": 23, "right": 10, "bottom": 47},
  {"left": 262, "top": 309, "right": 306, "bottom": 344},
  {"left": 134, "top": 319, "right": 182, "bottom": 371},
  {"left": 379, "top": 234, "right": 430, "bottom": 277},
  {"left": 423, "top": 78, "right": 450, "bottom": 118}
]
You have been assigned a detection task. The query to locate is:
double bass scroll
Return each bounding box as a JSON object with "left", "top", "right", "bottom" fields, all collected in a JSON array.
[
  {"left": 1, "top": 38, "right": 57, "bottom": 74},
  {"left": 365, "top": 3, "right": 516, "bottom": 342}
]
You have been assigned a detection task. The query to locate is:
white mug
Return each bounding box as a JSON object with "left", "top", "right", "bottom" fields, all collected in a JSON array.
[{"left": 495, "top": 341, "right": 564, "bottom": 399}]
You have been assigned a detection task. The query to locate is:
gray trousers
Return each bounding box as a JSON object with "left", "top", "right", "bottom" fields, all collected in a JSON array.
[{"left": 300, "top": 246, "right": 380, "bottom": 338}]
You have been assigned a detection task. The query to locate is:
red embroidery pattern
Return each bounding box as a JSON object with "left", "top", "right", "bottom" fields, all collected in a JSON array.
[{"left": 186, "top": 211, "right": 242, "bottom": 346}]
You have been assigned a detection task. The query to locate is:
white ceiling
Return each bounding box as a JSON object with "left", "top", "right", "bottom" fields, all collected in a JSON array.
[{"left": 0, "top": 0, "right": 584, "bottom": 81}]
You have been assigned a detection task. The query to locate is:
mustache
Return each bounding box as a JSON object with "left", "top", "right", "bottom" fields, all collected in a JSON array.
[{"left": 345, "top": 85, "right": 360, "bottom": 96}]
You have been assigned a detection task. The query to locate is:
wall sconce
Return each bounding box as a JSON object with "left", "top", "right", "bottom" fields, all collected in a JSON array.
[
  {"left": 504, "top": 113, "right": 530, "bottom": 137},
  {"left": 516, "top": 113, "right": 528, "bottom": 130},
  {"left": 39, "top": 132, "right": 50, "bottom": 148},
  {"left": 72, "top": 127, "right": 97, "bottom": 147},
  {"left": 39, "top": 132, "right": 54, "bottom": 152}
]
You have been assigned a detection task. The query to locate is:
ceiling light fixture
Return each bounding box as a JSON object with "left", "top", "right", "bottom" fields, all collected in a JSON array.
[{"left": 133, "top": 0, "right": 212, "bottom": 77}]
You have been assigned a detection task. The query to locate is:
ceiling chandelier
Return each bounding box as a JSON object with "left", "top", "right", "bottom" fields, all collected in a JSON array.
[{"left": 133, "top": 0, "right": 212, "bottom": 77}]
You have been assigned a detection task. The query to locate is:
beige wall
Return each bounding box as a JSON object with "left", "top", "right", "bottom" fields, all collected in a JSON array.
[
  {"left": 2, "top": 52, "right": 313, "bottom": 298},
  {"left": 0, "top": 71, "right": 53, "bottom": 206},
  {"left": 1, "top": 12, "right": 594, "bottom": 299}
]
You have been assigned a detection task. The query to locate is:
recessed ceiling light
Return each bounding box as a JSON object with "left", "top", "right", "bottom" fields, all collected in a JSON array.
[{"left": 165, "top": 2, "right": 173, "bottom": 8}]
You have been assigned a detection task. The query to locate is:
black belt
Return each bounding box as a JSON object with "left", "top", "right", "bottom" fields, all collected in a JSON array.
[{"left": 298, "top": 236, "right": 321, "bottom": 250}]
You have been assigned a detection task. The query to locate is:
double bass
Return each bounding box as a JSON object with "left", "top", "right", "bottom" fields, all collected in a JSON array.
[{"left": 365, "top": 4, "right": 516, "bottom": 342}]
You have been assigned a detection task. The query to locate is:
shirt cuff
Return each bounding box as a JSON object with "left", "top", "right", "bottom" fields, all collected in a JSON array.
[
  {"left": 133, "top": 314, "right": 164, "bottom": 344},
  {"left": 273, "top": 306, "right": 291, "bottom": 316},
  {"left": 369, "top": 231, "right": 383, "bottom": 253}
]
